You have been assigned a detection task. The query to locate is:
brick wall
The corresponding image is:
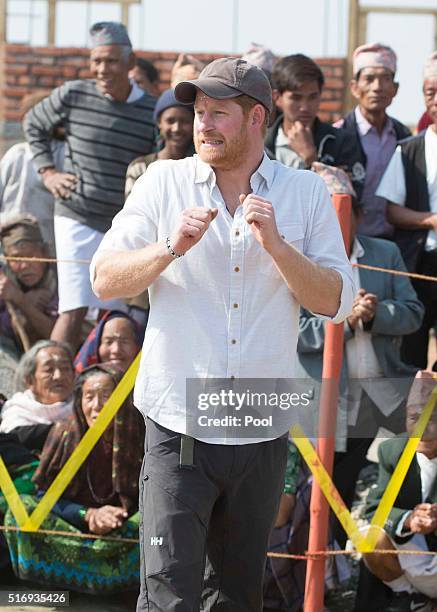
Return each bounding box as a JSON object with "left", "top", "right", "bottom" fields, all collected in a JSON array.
[{"left": 0, "top": 44, "right": 347, "bottom": 134}]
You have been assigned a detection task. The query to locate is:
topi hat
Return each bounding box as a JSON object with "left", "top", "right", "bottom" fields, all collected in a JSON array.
[
  {"left": 0, "top": 214, "right": 44, "bottom": 251},
  {"left": 423, "top": 51, "right": 437, "bottom": 81},
  {"left": 353, "top": 43, "right": 397, "bottom": 76},
  {"left": 89, "top": 21, "right": 132, "bottom": 48},
  {"left": 241, "top": 43, "right": 276, "bottom": 77}
]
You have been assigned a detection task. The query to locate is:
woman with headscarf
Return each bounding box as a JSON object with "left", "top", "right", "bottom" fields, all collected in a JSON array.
[
  {"left": 2, "top": 364, "right": 145, "bottom": 594},
  {"left": 74, "top": 309, "right": 144, "bottom": 374}
]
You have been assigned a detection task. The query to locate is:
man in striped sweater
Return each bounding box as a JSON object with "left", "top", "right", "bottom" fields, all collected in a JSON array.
[{"left": 24, "top": 22, "right": 156, "bottom": 348}]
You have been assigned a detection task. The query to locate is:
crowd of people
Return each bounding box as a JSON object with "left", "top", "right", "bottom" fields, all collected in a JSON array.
[{"left": 0, "top": 19, "right": 436, "bottom": 612}]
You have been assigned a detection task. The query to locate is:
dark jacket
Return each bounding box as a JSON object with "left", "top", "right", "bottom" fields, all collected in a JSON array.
[
  {"left": 341, "top": 108, "right": 411, "bottom": 148},
  {"left": 365, "top": 435, "right": 437, "bottom": 550},
  {"left": 393, "top": 131, "right": 429, "bottom": 272},
  {"left": 297, "top": 235, "right": 423, "bottom": 379},
  {"left": 340, "top": 108, "right": 411, "bottom": 202},
  {"left": 265, "top": 115, "right": 364, "bottom": 199}
]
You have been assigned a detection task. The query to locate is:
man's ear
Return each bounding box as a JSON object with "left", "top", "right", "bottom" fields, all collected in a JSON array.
[
  {"left": 127, "top": 52, "right": 135, "bottom": 72},
  {"left": 273, "top": 90, "right": 283, "bottom": 110},
  {"left": 26, "top": 375, "right": 35, "bottom": 393},
  {"left": 349, "top": 79, "right": 360, "bottom": 102},
  {"left": 392, "top": 81, "right": 399, "bottom": 98},
  {"left": 251, "top": 104, "right": 265, "bottom": 128}
]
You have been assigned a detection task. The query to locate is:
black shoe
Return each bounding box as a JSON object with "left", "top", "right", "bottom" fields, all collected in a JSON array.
[{"left": 386, "top": 591, "right": 434, "bottom": 612}]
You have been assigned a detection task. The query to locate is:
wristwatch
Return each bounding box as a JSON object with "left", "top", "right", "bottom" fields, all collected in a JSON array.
[{"left": 37, "top": 166, "right": 55, "bottom": 175}]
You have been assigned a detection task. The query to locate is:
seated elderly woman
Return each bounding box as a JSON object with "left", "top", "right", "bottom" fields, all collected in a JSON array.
[
  {"left": 2, "top": 364, "right": 145, "bottom": 594},
  {"left": 0, "top": 340, "right": 74, "bottom": 451},
  {"left": 0, "top": 214, "right": 58, "bottom": 358},
  {"left": 74, "top": 309, "right": 144, "bottom": 374},
  {"left": 359, "top": 371, "right": 437, "bottom": 612}
]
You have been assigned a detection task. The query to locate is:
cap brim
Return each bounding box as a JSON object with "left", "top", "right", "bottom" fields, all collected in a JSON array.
[{"left": 174, "top": 78, "right": 242, "bottom": 105}]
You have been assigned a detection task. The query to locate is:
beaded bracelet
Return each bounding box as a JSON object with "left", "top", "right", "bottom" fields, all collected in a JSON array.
[{"left": 165, "top": 236, "right": 184, "bottom": 259}]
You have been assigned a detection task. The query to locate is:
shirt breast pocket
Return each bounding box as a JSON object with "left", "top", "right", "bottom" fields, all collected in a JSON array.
[
  {"left": 279, "top": 224, "right": 305, "bottom": 252},
  {"left": 258, "top": 223, "right": 305, "bottom": 278}
]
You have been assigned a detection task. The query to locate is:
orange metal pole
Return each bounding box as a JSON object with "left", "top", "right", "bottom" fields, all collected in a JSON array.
[{"left": 304, "top": 194, "right": 352, "bottom": 612}]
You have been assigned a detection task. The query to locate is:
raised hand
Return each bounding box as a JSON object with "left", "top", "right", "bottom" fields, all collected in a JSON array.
[
  {"left": 241, "top": 194, "right": 281, "bottom": 253},
  {"left": 169, "top": 207, "right": 218, "bottom": 256},
  {"left": 0, "top": 271, "right": 23, "bottom": 306},
  {"left": 286, "top": 121, "right": 317, "bottom": 167}
]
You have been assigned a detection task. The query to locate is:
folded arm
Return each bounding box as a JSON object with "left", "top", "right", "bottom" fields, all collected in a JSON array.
[{"left": 387, "top": 202, "right": 437, "bottom": 231}]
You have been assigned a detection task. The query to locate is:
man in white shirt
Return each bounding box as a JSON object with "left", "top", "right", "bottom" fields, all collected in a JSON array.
[
  {"left": 379, "top": 51, "right": 437, "bottom": 370},
  {"left": 91, "top": 57, "right": 354, "bottom": 611}
]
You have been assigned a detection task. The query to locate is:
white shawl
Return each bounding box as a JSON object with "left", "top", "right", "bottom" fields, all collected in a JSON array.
[{"left": 0, "top": 389, "right": 73, "bottom": 433}]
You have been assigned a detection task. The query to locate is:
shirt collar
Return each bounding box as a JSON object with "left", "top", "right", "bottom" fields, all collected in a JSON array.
[
  {"left": 276, "top": 126, "right": 289, "bottom": 147},
  {"left": 194, "top": 151, "right": 274, "bottom": 190},
  {"left": 194, "top": 154, "right": 214, "bottom": 184},
  {"left": 126, "top": 80, "right": 145, "bottom": 103},
  {"left": 417, "top": 452, "right": 437, "bottom": 467},
  {"left": 102, "top": 79, "right": 144, "bottom": 103},
  {"left": 351, "top": 236, "right": 365, "bottom": 261},
  {"left": 355, "top": 106, "right": 395, "bottom": 137},
  {"left": 255, "top": 152, "right": 274, "bottom": 189}
]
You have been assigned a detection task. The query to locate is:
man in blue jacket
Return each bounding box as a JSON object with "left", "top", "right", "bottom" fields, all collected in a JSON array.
[{"left": 296, "top": 198, "right": 424, "bottom": 546}]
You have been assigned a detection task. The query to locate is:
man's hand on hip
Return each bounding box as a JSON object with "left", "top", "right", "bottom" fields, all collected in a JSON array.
[
  {"left": 241, "top": 194, "right": 282, "bottom": 254},
  {"left": 170, "top": 207, "right": 218, "bottom": 255},
  {"left": 40, "top": 168, "right": 77, "bottom": 199}
]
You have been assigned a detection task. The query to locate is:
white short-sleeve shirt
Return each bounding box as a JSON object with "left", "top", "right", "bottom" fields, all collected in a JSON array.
[
  {"left": 376, "top": 127, "right": 437, "bottom": 252},
  {"left": 91, "top": 153, "right": 354, "bottom": 444}
]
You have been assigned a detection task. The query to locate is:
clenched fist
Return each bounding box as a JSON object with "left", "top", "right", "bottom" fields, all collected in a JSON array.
[
  {"left": 403, "top": 503, "right": 437, "bottom": 535},
  {"left": 286, "top": 121, "right": 317, "bottom": 167},
  {"left": 169, "top": 207, "right": 218, "bottom": 256},
  {"left": 241, "top": 194, "right": 282, "bottom": 254}
]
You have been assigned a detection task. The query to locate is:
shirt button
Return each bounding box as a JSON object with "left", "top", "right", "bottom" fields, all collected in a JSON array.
[
  {"left": 233, "top": 303, "right": 238, "bottom": 309},
  {"left": 234, "top": 266, "right": 240, "bottom": 272},
  {"left": 235, "top": 230, "right": 240, "bottom": 236},
  {"left": 231, "top": 339, "right": 237, "bottom": 344}
]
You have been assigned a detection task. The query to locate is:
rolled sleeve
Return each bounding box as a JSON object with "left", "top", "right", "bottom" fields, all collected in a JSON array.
[
  {"left": 375, "top": 146, "right": 407, "bottom": 206},
  {"left": 304, "top": 176, "right": 355, "bottom": 323},
  {"left": 395, "top": 511, "right": 413, "bottom": 538},
  {"left": 329, "top": 268, "right": 355, "bottom": 323}
]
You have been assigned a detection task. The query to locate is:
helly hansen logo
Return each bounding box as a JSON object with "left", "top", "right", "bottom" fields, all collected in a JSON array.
[{"left": 151, "top": 537, "right": 163, "bottom": 546}]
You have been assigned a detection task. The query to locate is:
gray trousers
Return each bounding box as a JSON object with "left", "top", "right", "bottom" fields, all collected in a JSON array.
[{"left": 137, "top": 418, "right": 288, "bottom": 612}]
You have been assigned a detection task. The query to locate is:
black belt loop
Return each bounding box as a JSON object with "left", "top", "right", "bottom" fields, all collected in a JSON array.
[{"left": 179, "top": 434, "right": 195, "bottom": 470}]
